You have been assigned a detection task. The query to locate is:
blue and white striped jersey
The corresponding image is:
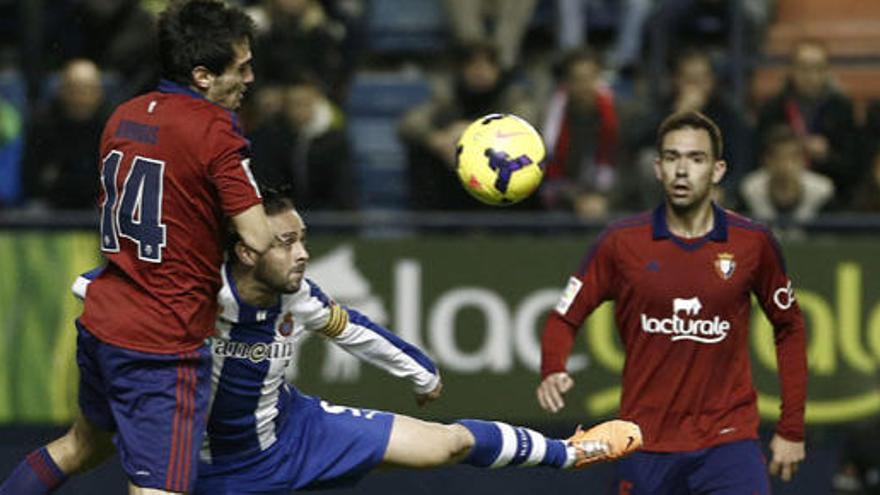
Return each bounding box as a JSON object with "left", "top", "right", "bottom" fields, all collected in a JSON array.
[{"left": 73, "top": 264, "right": 440, "bottom": 468}]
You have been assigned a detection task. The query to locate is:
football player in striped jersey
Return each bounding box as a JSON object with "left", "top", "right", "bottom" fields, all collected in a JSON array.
[{"left": 33, "top": 191, "right": 641, "bottom": 495}]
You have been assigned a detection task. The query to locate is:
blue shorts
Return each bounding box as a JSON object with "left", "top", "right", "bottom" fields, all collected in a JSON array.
[
  {"left": 76, "top": 321, "right": 211, "bottom": 492},
  {"left": 613, "top": 439, "right": 770, "bottom": 495},
  {"left": 194, "top": 391, "right": 395, "bottom": 495}
]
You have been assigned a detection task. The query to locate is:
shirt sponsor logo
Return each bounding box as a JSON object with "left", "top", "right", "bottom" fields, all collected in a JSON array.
[
  {"left": 640, "top": 297, "right": 731, "bottom": 344},
  {"left": 212, "top": 338, "right": 293, "bottom": 363},
  {"left": 555, "top": 277, "right": 583, "bottom": 315},
  {"left": 773, "top": 280, "right": 795, "bottom": 310}
]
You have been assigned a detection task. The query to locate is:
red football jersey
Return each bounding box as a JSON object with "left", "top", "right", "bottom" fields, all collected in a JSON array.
[
  {"left": 542, "top": 204, "right": 807, "bottom": 452},
  {"left": 81, "top": 81, "right": 262, "bottom": 354}
]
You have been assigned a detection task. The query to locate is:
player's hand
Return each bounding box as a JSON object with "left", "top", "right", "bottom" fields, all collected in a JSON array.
[
  {"left": 536, "top": 372, "right": 574, "bottom": 413},
  {"left": 416, "top": 380, "right": 443, "bottom": 407},
  {"left": 768, "top": 433, "right": 805, "bottom": 482}
]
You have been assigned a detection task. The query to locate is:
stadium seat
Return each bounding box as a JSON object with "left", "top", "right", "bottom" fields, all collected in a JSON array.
[
  {"left": 366, "top": 0, "right": 448, "bottom": 54},
  {"left": 346, "top": 73, "right": 431, "bottom": 209}
]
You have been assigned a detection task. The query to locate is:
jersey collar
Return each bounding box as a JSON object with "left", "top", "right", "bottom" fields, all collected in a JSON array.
[
  {"left": 652, "top": 202, "right": 728, "bottom": 246},
  {"left": 157, "top": 79, "right": 206, "bottom": 100},
  {"left": 156, "top": 79, "right": 246, "bottom": 136}
]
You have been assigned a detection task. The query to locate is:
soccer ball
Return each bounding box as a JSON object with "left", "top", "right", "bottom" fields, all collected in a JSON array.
[{"left": 455, "top": 113, "right": 546, "bottom": 205}]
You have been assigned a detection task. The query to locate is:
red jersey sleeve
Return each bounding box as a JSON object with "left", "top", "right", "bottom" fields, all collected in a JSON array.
[
  {"left": 541, "top": 231, "right": 617, "bottom": 378},
  {"left": 752, "top": 230, "right": 808, "bottom": 442},
  {"left": 206, "top": 116, "right": 262, "bottom": 217}
]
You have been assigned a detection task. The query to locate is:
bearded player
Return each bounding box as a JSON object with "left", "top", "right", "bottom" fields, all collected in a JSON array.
[{"left": 62, "top": 190, "right": 642, "bottom": 494}]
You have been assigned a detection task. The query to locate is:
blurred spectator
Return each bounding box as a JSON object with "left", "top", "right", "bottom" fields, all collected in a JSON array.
[
  {"left": 756, "top": 39, "right": 858, "bottom": 200},
  {"left": 648, "top": 0, "right": 771, "bottom": 90},
  {"left": 249, "top": 75, "right": 355, "bottom": 210},
  {"left": 252, "top": 0, "right": 349, "bottom": 102},
  {"left": 443, "top": 0, "right": 538, "bottom": 70},
  {"left": 398, "top": 41, "right": 535, "bottom": 210},
  {"left": 50, "top": 0, "right": 157, "bottom": 101},
  {"left": 22, "top": 59, "right": 109, "bottom": 209},
  {"left": 850, "top": 149, "right": 880, "bottom": 213},
  {"left": 622, "top": 48, "right": 751, "bottom": 208},
  {"left": 740, "top": 125, "right": 834, "bottom": 224},
  {"left": 540, "top": 48, "right": 618, "bottom": 220},
  {"left": 556, "top": 0, "right": 653, "bottom": 74}
]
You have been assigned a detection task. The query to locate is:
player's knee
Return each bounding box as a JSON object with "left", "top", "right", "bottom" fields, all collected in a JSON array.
[
  {"left": 443, "top": 424, "right": 475, "bottom": 463},
  {"left": 66, "top": 426, "right": 98, "bottom": 468},
  {"left": 60, "top": 420, "right": 112, "bottom": 472}
]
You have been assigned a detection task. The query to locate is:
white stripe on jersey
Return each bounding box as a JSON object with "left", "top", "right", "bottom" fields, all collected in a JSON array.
[
  {"left": 240, "top": 158, "right": 261, "bottom": 198},
  {"left": 254, "top": 352, "right": 286, "bottom": 451}
]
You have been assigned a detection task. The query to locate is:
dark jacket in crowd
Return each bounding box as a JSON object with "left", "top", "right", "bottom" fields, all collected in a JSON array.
[
  {"left": 757, "top": 82, "right": 858, "bottom": 198},
  {"left": 22, "top": 99, "right": 109, "bottom": 209}
]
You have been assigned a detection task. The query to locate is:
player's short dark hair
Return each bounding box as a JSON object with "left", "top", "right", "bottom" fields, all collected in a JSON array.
[
  {"left": 261, "top": 185, "right": 296, "bottom": 216},
  {"left": 158, "top": 0, "right": 256, "bottom": 85},
  {"left": 656, "top": 111, "right": 724, "bottom": 160}
]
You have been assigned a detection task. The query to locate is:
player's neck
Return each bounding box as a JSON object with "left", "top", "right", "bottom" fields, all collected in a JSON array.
[
  {"left": 665, "top": 201, "right": 715, "bottom": 239},
  {"left": 231, "top": 264, "right": 279, "bottom": 308}
]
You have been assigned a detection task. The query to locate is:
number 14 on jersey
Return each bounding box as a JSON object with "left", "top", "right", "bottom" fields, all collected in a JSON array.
[{"left": 100, "top": 151, "right": 167, "bottom": 263}]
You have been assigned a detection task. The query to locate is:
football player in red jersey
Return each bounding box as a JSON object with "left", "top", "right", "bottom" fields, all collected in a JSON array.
[
  {"left": 0, "top": 2, "right": 277, "bottom": 494},
  {"left": 537, "top": 111, "right": 807, "bottom": 494}
]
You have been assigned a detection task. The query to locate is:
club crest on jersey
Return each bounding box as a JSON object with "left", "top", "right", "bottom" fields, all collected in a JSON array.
[
  {"left": 714, "top": 252, "right": 736, "bottom": 280},
  {"left": 278, "top": 312, "right": 294, "bottom": 336}
]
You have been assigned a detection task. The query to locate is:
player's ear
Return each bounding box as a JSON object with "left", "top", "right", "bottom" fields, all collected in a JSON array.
[
  {"left": 712, "top": 159, "right": 727, "bottom": 185},
  {"left": 191, "top": 66, "right": 214, "bottom": 91},
  {"left": 234, "top": 241, "right": 259, "bottom": 267}
]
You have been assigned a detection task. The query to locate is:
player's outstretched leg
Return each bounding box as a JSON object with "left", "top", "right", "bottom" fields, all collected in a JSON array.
[
  {"left": 0, "top": 415, "right": 114, "bottom": 495},
  {"left": 381, "top": 415, "right": 641, "bottom": 470}
]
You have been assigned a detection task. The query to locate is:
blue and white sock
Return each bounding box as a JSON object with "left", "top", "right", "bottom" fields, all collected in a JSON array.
[
  {"left": 0, "top": 447, "right": 68, "bottom": 494},
  {"left": 456, "top": 419, "right": 576, "bottom": 469}
]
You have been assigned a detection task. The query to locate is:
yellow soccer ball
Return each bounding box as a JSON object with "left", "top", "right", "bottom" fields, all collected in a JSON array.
[{"left": 455, "top": 113, "right": 546, "bottom": 205}]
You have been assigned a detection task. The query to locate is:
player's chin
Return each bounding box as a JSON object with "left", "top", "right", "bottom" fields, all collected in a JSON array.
[
  {"left": 284, "top": 275, "right": 304, "bottom": 293},
  {"left": 667, "top": 194, "right": 696, "bottom": 211}
]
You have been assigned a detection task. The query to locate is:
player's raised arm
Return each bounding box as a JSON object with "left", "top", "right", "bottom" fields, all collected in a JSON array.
[
  {"left": 538, "top": 229, "right": 618, "bottom": 413},
  {"left": 299, "top": 280, "right": 441, "bottom": 404},
  {"left": 752, "top": 228, "right": 808, "bottom": 480},
  {"left": 231, "top": 203, "right": 276, "bottom": 255}
]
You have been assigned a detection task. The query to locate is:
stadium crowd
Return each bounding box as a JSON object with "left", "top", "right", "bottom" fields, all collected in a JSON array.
[{"left": 0, "top": 0, "right": 879, "bottom": 223}]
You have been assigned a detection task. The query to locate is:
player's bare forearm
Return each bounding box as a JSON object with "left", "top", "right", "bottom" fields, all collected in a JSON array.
[{"left": 232, "top": 203, "right": 276, "bottom": 254}]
